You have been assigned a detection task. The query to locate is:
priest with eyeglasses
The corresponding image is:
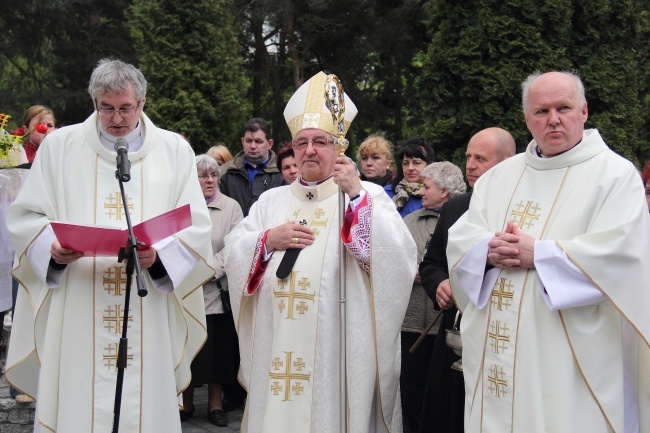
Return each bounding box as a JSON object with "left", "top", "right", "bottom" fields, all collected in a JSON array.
[
  {"left": 5, "top": 59, "right": 213, "bottom": 433},
  {"left": 224, "top": 71, "right": 416, "bottom": 433}
]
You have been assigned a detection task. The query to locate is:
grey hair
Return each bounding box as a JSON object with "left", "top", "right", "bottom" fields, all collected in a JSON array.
[
  {"left": 196, "top": 154, "right": 221, "bottom": 178},
  {"left": 88, "top": 59, "right": 148, "bottom": 103},
  {"left": 421, "top": 161, "right": 467, "bottom": 199},
  {"left": 521, "top": 71, "right": 586, "bottom": 114}
]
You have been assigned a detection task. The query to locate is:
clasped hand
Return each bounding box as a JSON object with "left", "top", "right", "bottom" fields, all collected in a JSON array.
[{"left": 487, "top": 221, "right": 535, "bottom": 269}]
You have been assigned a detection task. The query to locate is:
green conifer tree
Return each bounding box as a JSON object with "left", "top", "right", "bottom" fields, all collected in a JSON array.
[
  {"left": 417, "top": 0, "right": 645, "bottom": 163},
  {"left": 129, "top": 0, "right": 251, "bottom": 153}
]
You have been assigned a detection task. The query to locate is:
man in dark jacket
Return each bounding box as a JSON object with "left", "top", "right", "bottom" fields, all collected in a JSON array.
[
  {"left": 418, "top": 127, "right": 515, "bottom": 433},
  {"left": 219, "top": 118, "right": 285, "bottom": 216}
]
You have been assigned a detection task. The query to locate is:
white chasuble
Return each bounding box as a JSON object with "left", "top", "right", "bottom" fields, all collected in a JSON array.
[
  {"left": 479, "top": 169, "right": 565, "bottom": 433},
  {"left": 448, "top": 129, "right": 650, "bottom": 433},
  {"left": 224, "top": 179, "right": 417, "bottom": 433},
  {"left": 92, "top": 162, "right": 145, "bottom": 433},
  {"left": 5, "top": 112, "right": 213, "bottom": 433},
  {"left": 263, "top": 180, "right": 337, "bottom": 432}
]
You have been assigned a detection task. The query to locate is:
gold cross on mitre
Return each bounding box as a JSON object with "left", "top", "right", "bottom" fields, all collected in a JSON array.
[{"left": 283, "top": 71, "right": 357, "bottom": 142}]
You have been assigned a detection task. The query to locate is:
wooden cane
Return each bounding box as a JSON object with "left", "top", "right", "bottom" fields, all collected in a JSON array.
[{"left": 409, "top": 309, "right": 444, "bottom": 354}]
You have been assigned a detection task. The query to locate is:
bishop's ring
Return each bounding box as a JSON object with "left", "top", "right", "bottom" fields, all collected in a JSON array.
[{"left": 291, "top": 237, "right": 299, "bottom": 244}]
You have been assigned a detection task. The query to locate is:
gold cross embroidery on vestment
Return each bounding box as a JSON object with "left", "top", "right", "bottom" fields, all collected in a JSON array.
[
  {"left": 311, "top": 208, "right": 328, "bottom": 236},
  {"left": 269, "top": 351, "right": 311, "bottom": 401},
  {"left": 491, "top": 278, "right": 514, "bottom": 311},
  {"left": 488, "top": 320, "right": 511, "bottom": 354},
  {"left": 511, "top": 200, "right": 542, "bottom": 229},
  {"left": 103, "top": 266, "right": 127, "bottom": 296},
  {"left": 487, "top": 364, "right": 508, "bottom": 398},
  {"left": 104, "top": 192, "right": 134, "bottom": 220},
  {"left": 103, "top": 304, "right": 132, "bottom": 334},
  {"left": 274, "top": 271, "right": 315, "bottom": 320},
  {"left": 103, "top": 343, "right": 133, "bottom": 370}
]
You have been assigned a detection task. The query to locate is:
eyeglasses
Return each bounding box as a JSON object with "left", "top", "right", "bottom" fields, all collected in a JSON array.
[
  {"left": 198, "top": 172, "right": 219, "bottom": 180},
  {"left": 293, "top": 137, "right": 335, "bottom": 151},
  {"left": 97, "top": 103, "right": 141, "bottom": 118}
]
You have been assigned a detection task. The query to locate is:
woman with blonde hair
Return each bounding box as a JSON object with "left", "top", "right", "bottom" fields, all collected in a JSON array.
[
  {"left": 207, "top": 144, "right": 234, "bottom": 166},
  {"left": 356, "top": 134, "right": 394, "bottom": 190}
]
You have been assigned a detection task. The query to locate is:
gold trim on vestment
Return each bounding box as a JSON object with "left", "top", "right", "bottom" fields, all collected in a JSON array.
[
  {"left": 557, "top": 311, "right": 615, "bottom": 431},
  {"left": 262, "top": 180, "right": 337, "bottom": 432}
]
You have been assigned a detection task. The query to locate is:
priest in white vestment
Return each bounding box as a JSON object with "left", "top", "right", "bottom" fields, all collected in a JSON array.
[
  {"left": 447, "top": 71, "right": 650, "bottom": 433},
  {"left": 224, "top": 72, "right": 417, "bottom": 433},
  {"left": 4, "top": 59, "right": 214, "bottom": 433}
]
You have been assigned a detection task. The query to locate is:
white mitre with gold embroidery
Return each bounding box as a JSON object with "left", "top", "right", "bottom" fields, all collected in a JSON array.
[{"left": 283, "top": 71, "right": 358, "bottom": 138}]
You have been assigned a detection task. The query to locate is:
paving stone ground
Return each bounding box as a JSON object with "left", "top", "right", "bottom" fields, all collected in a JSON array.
[
  {"left": 0, "top": 375, "right": 243, "bottom": 433},
  {"left": 1, "top": 321, "right": 242, "bottom": 433},
  {"left": 179, "top": 386, "right": 243, "bottom": 433}
]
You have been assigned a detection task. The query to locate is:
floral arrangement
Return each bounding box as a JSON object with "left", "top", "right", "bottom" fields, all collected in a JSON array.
[
  {"left": 0, "top": 113, "right": 39, "bottom": 167},
  {"left": 0, "top": 114, "right": 31, "bottom": 198}
]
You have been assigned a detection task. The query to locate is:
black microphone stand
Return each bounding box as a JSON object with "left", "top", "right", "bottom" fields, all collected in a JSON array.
[{"left": 112, "top": 164, "right": 148, "bottom": 433}]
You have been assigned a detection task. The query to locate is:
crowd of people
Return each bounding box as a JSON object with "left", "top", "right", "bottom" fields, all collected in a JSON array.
[{"left": 0, "top": 60, "right": 649, "bottom": 433}]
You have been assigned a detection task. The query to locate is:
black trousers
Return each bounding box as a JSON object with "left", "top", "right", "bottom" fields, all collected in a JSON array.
[
  {"left": 418, "top": 307, "right": 465, "bottom": 433},
  {"left": 401, "top": 331, "right": 436, "bottom": 433}
]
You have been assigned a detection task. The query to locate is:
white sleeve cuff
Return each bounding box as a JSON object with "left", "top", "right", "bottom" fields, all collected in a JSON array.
[
  {"left": 27, "top": 225, "right": 64, "bottom": 288},
  {"left": 454, "top": 234, "right": 497, "bottom": 309},
  {"left": 534, "top": 240, "right": 606, "bottom": 310},
  {"left": 153, "top": 237, "right": 199, "bottom": 293},
  {"left": 349, "top": 190, "right": 367, "bottom": 211}
]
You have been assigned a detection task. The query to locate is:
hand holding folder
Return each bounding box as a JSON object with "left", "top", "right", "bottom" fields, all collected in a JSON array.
[{"left": 50, "top": 204, "right": 192, "bottom": 257}]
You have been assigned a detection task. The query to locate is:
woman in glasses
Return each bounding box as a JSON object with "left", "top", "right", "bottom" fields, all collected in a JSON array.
[{"left": 180, "top": 154, "right": 244, "bottom": 428}]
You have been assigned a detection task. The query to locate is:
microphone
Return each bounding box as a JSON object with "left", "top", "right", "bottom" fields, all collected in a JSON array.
[{"left": 114, "top": 138, "right": 131, "bottom": 182}]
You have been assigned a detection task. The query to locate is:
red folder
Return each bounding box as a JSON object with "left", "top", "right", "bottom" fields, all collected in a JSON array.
[{"left": 51, "top": 204, "right": 192, "bottom": 257}]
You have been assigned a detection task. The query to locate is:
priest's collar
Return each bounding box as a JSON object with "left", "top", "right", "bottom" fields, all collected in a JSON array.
[
  {"left": 99, "top": 121, "right": 144, "bottom": 153},
  {"left": 534, "top": 140, "right": 582, "bottom": 158},
  {"left": 299, "top": 174, "right": 333, "bottom": 186},
  {"left": 291, "top": 175, "right": 338, "bottom": 201},
  {"left": 525, "top": 129, "right": 608, "bottom": 170}
]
